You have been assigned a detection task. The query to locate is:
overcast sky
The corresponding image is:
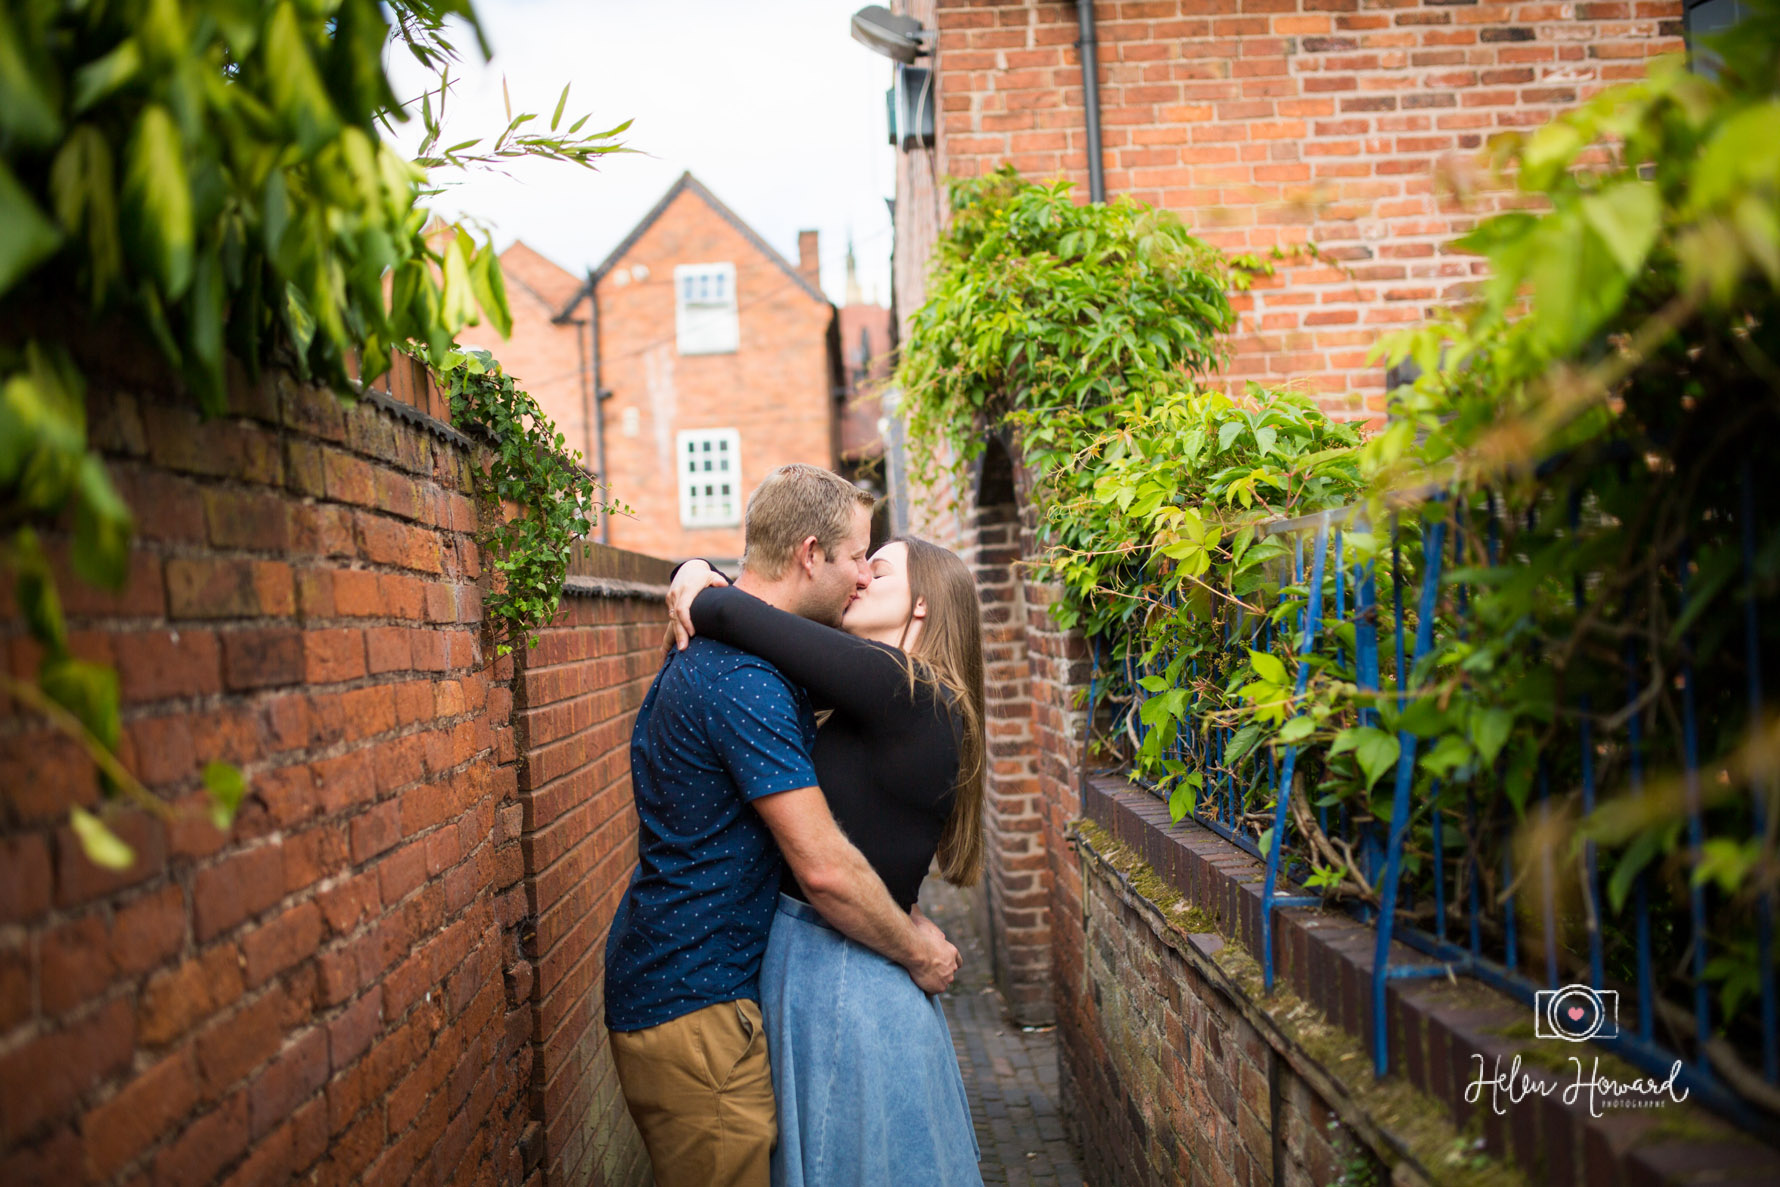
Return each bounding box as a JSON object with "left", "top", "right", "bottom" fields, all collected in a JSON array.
[{"left": 385, "top": 0, "right": 899, "bottom": 307}]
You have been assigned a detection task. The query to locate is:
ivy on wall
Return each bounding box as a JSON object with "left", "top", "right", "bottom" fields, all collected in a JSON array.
[
  {"left": 0, "top": 0, "right": 626, "bottom": 865},
  {"left": 430, "top": 344, "right": 628, "bottom": 656}
]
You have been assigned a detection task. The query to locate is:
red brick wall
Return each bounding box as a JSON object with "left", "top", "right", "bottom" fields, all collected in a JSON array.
[
  {"left": 597, "top": 189, "right": 837, "bottom": 562},
  {"left": 0, "top": 348, "right": 659, "bottom": 1186},
  {"left": 509, "top": 550, "right": 668, "bottom": 1187},
  {"left": 892, "top": 0, "right": 1683, "bottom": 412}
]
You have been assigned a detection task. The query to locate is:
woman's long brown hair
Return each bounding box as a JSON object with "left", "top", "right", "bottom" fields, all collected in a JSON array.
[{"left": 894, "top": 536, "right": 987, "bottom": 887}]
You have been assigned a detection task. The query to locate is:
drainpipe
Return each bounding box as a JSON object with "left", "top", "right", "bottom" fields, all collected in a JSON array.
[
  {"left": 585, "top": 271, "right": 611, "bottom": 544},
  {"left": 1075, "top": 0, "right": 1106, "bottom": 203}
]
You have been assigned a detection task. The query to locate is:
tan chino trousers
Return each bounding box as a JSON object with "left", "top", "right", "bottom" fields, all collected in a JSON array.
[{"left": 609, "top": 998, "right": 775, "bottom": 1187}]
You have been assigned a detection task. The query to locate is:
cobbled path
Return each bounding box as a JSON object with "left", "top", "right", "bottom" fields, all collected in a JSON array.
[{"left": 923, "top": 877, "right": 1087, "bottom": 1187}]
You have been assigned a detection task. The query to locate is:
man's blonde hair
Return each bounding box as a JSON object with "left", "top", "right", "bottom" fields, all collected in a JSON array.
[{"left": 742, "top": 464, "right": 877, "bottom": 579}]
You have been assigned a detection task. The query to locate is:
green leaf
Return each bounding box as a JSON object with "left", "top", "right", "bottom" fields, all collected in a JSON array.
[
  {"left": 0, "top": 159, "right": 65, "bottom": 299},
  {"left": 469, "top": 243, "right": 512, "bottom": 337},
  {"left": 121, "top": 104, "right": 194, "bottom": 297},
  {"left": 1138, "top": 674, "right": 1170, "bottom": 693},
  {"left": 11, "top": 529, "right": 68, "bottom": 653},
  {"left": 1581, "top": 180, "right": 1661, "bottom": 276},
  {"left": 1419, "top": 734, "right": 1473, "bottom": 778},
  {"left": 1217, "top": 420, "right": 1243, "bottom": 453},
  {"left": 1139, "top": 688, "right": 1188, "bottom": 727},
  {"left": 70, "top": 806, "right": 134, "bottom": 870},
  {"left": 1606, "top": 827, "right": 1669, "bottom": 914},
  {"left": 1469, "top": 707, "right": 1513, "bottom": 766},
  {"left": 1226, "top": 722, "right": 1264, "bottom": 767},
  {"left": 71, "top": 454, "right": 133, "bottom": 589},
  {"left": 72, "top": 38, "right": 143, "bottom": 113},
  {"left": 1168, "top": 780, "right": 1196, "bottom": 822},
  {"left": 0, "top": 6, "right": 63, "bottom": 148},
  {"left": 39, "top": 656, "right": 122, "bottom": 751},
  {"left": 1693, "top": 838, "right": 1757, "bottom": 894},
  {"left": 1248, "top": 649, "right": 1287, "bottom": 686},
  {"left": 50, "top": 124, "right": 122, "bottom": 302},
  {"left": 264, "top": 1, "right": 341, "bottom": 154},
  {"left": 440, "top": 232, "right": 477, "bottom": 331},
  {"left": 1277, "top": 715, "right": 1315, "bottom": 744},
  {"left": 1396, "top": 697, "right": 1448, "bottom": 739},
  {"left": 1353, "top": 728, "right": 1401, "bottom": 792},
  {"left": 203, "top": 761, "right": 249, "bottom": 830}
]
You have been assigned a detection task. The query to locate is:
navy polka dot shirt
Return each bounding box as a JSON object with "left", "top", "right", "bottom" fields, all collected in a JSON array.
[{"left": 603, "top": 637, "right": 818, "bottom": 1032}]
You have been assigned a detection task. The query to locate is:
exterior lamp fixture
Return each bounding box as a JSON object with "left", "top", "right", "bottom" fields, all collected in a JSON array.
[
  {"left": 849, "top": 5, "right": 932, "bottom": 63},
  {"left": 851, "top": 7, "right": 935, "bottom": 151}
]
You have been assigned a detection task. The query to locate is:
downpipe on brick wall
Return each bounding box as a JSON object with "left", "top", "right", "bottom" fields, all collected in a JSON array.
[{"left": 1075, "top": 0, "right": 1106, "bottom": 203}]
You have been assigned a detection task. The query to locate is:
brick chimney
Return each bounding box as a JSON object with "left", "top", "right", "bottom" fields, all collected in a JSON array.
[{"left": 797, "top": 230, "right": 820, "bottom": 289}]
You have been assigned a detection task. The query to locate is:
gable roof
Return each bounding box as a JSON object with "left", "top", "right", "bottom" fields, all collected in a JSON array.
[
  {"left": 499, "top": 241, "right": 585, "bottom": 315},
  {"left": 555, "top": 171, "right": 828, "bottom": 318}
]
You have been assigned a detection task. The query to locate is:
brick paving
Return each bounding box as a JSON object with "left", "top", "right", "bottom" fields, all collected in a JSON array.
[{"left": 924, "top": 877, "right": 1087, "bottom": 1187}]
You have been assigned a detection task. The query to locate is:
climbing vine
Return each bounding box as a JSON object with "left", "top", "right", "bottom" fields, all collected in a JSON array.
[
  {"left": 0, "top": 0, "right": 626, "bottom": 864},
  {"left": 428, "top": 344, "right": 627, "bottom": 656}
]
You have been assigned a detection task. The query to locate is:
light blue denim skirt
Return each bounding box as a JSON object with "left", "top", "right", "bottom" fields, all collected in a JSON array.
[{"left": 761, "top": 895, "right": 982, "bottom": 1187}]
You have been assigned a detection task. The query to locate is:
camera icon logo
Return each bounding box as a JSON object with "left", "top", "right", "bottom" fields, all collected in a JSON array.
[{"left": 1534, "top": 984, "right": 1619, "bottom": 1042}]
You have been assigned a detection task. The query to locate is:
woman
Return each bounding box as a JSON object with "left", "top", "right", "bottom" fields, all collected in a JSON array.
[{"left": 666, "top": 537, "right": 986, "bottom": 1187}]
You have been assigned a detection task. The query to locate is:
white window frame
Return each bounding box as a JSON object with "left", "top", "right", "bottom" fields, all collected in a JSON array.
[
  {"left": 677, "top": 429, "right": 743, "bottom": 528},
  {"left": 674, "top": 262, "right": 738, "bottom": 355}
]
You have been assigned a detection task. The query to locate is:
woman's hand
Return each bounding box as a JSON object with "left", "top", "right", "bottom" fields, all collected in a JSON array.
[{"left": 666, "top": 559, "right": 729, "bottom": 650}]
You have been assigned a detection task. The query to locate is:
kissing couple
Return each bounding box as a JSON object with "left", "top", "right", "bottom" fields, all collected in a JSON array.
[{"left": 604, "top": 462, "right": 988, "bottom": 1186}]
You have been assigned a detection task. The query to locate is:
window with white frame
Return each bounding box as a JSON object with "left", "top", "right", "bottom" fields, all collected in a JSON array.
[
  {"left": 674, "top": 263, "right": 738, "bottom": 355},
  {"left": 678, "top": 429, "right": 742, "bottom": 528}
]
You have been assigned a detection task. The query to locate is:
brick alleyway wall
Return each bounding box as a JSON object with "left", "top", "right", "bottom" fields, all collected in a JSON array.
[
  {"left": 508, "top": 547, "right": 667, "bottom": 1187},
  {"left": 0, "top": 340, "right": 658, "bottom": 1186},
  {"left": 890, "top": 0, "right": 1684, "bottom": 414}
]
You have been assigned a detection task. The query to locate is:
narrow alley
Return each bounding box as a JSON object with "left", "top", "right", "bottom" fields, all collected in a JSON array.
[{"left": 925, "top": 877, "right": 1086, "bottom": 1187}]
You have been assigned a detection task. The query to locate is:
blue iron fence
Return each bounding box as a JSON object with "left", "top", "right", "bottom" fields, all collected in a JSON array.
[{"left": 1088, "top": 476, "right": 1778, "bottom": 1134}]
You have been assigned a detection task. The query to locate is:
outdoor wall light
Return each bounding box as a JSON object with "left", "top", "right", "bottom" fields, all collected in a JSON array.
[{"left": 849, "top": 5, "right": 932, "bottom": 64}]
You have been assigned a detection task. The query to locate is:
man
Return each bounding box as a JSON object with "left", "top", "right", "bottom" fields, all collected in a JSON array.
[{"left": 604, "top": 463, "right": 961, "bottom": 1187}]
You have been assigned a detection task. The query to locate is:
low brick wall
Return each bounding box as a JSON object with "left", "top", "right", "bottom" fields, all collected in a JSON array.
[
  {"left": 0, "top": 348, "right": 660, "bottom": 1185},
  {"left": 1061, "top": 775, "right": 1779, "bottom": 1187}
]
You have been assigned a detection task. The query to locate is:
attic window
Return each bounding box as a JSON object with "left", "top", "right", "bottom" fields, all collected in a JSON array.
[
  {"left": 678, "top": 429, "right": 742, "bottom": 527},
  {"left": 675, "top": 263, "right": 738, "bottom": 355}
]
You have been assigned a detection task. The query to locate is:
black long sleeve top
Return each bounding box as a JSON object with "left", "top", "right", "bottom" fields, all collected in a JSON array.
[{"left": 688, "top": 585, "right": 961, "bottom": 910}]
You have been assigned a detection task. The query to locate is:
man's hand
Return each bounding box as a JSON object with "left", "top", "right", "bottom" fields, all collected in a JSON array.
[
  {"left": 666, "top": 560, "right": 728, "bottom": 650},
  {"left": 755, "top": 788, "right": 962, "bottom": 993},
  {"left": 906, "top": 904, "right": 961, "bottom": 995}
]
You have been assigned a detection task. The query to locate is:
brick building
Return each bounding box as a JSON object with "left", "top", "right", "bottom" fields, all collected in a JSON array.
[
  {"left": 885, "top": 0, "right": 1683, "bottom": 414},
  {"left": 460, "top": 176, "right": 896, "bottom": 564}
]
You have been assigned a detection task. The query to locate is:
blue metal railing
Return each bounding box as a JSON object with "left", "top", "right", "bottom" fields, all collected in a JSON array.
[{"left": 1086, "top": 489, "right": 1778, "bottom": 1134}]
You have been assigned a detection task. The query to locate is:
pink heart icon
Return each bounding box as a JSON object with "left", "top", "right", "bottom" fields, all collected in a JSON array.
[{"left": 1567, "top": 1006, "right": 1586, "bottom": 1022}]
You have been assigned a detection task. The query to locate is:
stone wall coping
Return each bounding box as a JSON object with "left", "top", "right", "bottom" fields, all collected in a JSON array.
[
  {"left": 1081, "top": 772, "right": 1776, "bottom": 1186},
  {"left": 566, "top": 541, "right": 675, "bottom": 588},
  {"left": 561, "top": 575, "right": 670, "bottom": 601}
]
